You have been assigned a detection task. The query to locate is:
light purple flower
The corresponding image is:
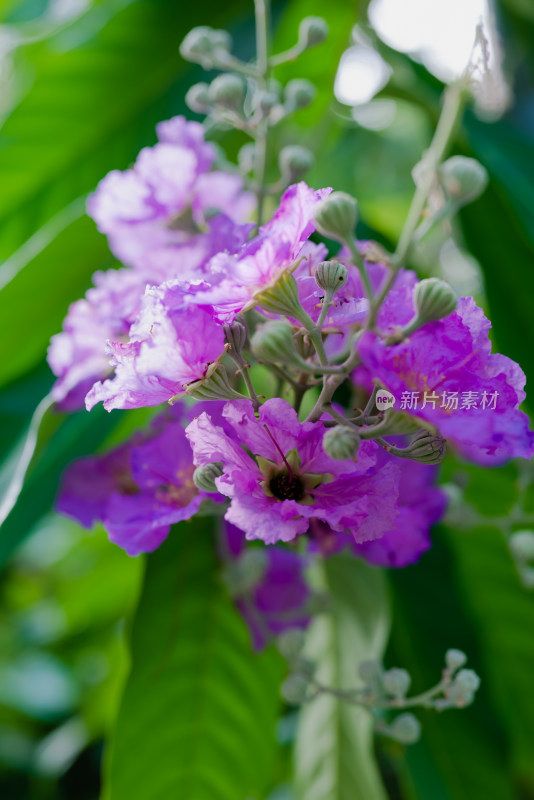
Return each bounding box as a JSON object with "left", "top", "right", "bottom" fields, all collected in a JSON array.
[
  {"left": 184, "top": 182, "right": 331, "bottom": 321},
  {"left": 87, "top": 116, "right": 254, "bottom": 268},
  {"left": 357, "top": 294, "right": 534, "bottom": 464},
  {"left": 186, "top": 398, "right": 400, "bottom": 545},
  {"left": 222, "top": 523, "right": 310, "bottom": 650},
  {"left": 56, "top": 405, "right": 210, "bottom": 555},
  {"left": 85, "top": 283, "right": 226, "bottom": 411}
]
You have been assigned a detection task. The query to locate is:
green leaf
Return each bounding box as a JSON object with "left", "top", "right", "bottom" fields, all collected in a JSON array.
[
  {"left": 103, "top": 517, "right": 284, "bottom": 800},
  {"left": 294, "top": 555, "right": 390, "bottom": 800}
]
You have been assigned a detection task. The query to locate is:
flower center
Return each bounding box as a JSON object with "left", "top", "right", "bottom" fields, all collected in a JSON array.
[{"left": 269, "top": 471, "right": 305, "bottom": 502}]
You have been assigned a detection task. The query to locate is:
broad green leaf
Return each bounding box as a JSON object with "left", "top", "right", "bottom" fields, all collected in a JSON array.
[
  {"left": 294, "top": 555, "right": 390, "bottom": 800},
  {"left": 103, "top": 517, "right": 284, "bottom": 800}
]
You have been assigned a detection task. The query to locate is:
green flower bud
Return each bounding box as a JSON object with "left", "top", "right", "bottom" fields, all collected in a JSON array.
[
  {"left": 388, "top": 713, "right": 421, "bottom": 745},
  {"left": 402, "top": 278, "right": 457, "bottom": 337},
  {"left": 387, "top": 429, "right": 446, "bottom": 465},
  {"left": 285, "top": 78, "right": 316, "bottom": 110},
  {"left": 193, "top": 462, "right": 223, "bottom": 493},
  {"left": 208, "top": 73, "right": 246, "bottom": 112},
  {"left": 455, "top": 669, "right": 481, "bottom": 694},
  {"left": 298, "top": 16, "right": 329, "bottom": 48},
  {"left": 322, "top": 426, "right": 359, "bottom": 461},
  {"left": 281, "top": 673, "right": 309, "bottom": 705},
  {"left": 277, "top": 628, "right": 306, "bottom": 661},
  {"left": 440, "top": 156, "right": 488, "bottom": 206},
  {"left": 314, "top": 261, "right": 348, "bottom": 293},
  {"left": 279, "top": 145, "right": 314, "bottom": 181},
  {"left": 445, "top": 648, "right": 468, "bottom": 672},
  {"left": 313, "top": 191, "right": 358, "bottom": 243},
  {"left": 251, "top": 319, "right": 298, "bottom": 365},
  {"left": 447, "top": 668, "right": 481, "bottom": 707},
  {"left": 185, "top": 82, "right": 212, "bottom": 114},
  {"left": 509, "top": 530, "right": 534, "bottom": 562},
  {"left": 254, "top": 270, "right": 304, "bottom": 320},
  {"left": 224, "top": 319, "right": 248, "bottom": 357},
  {"left": 180, "top": 26, "right": 232, "bottom": 69},
  {"left": 257, "top": 90, "right": 279, "bottom": 115},
  {"left": 383, "top": 667, "right": 411, "bottom": 699}
]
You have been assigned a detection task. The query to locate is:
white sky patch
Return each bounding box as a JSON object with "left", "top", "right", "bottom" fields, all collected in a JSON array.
[{"left": 368, "top": 0, "right": 492, "bottom": 83}]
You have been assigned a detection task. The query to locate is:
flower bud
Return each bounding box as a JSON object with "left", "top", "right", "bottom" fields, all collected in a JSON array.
[
  {"left": 455, "top": 668, "right": 481, "bottom": 694},
  {"left": 208, "top": 73, "right": 246, "bottom": 112},
  {"left": 298, "top": 16, "right": 329, "bottom": 48},
  {"left": 281, "top": 673, "right": 309, "bottom": 705},
  {"left": 313, "top": 191, "right": 358, "bottom": 243},
  {"left": 509, "top": 530, "right": 534, "bottom": 562},
  {"left": 277, "top": 628, "right": 306, "bottom": 661},
  {"left": 251, "top": 319, "right": 298, "bottom": 365},
  {"left": 279, "top": 145, "right": 314, "bottom": 181},
  {"left": 254, "top": 270, "right": 304, "bottom": 320},
  {"left": 185, "top": 82, "right": 212, "bottom": 114},
  {"left": 447, "top": 668, "right": 481, "bottom": 707},
  {"left": 314, "top": 261, "right": 348, "bottom": 293},
  {"left": 322, "top": 426, "right": 359, "bottom": 461},
  {"left": 445, "top": 648, "right": 468, "bottom": 672},
  {"left": 257, "top": 90, "right": 279, "bottom": 115},
  {"left": 386, "top": 429, "right": 446, "bottom": 465},
  {"left": 414, "top": 278, "right": 457, "bottom": 324},
  {"left": 440, "top": 156, "right": 488, "bottom": 206},
  {"left": 180, "top": 26, "right": 232, "bottom": 69},
  {"left": 285, "top": 78, "right": 316, "bottom": 110},
  {"left": 224, "top": 319, "right": 248, "bottom": 358},
  {"left": 382, "top": 668, "right": 411, "bottom": 699},
  {"left": 387, "top": 713, "right": 421, "bottom": 745},
  {"left": 193, "top": 462, "right": 223, "bottom": 493}
]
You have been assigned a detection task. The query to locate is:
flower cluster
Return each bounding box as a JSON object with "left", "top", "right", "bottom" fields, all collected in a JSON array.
[{"left": 51, "top": 109, "right": 533, "bottom": 644}]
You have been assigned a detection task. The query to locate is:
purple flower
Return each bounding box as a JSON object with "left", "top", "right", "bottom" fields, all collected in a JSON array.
[
  {"left": 87, "top": 116, "right": 254, "bottom": 268},
  {"left": 184, "top": 182, "right": 331, "bottom": 321},
  {"left": 357, "top": 294, "right": 534, "bottom": 464},
  {"left": 85, "top": 283, "right": 226, "bottom": 411},
  {"left": 222, "top": 523, "right": 310, "bottom": 650},
  {"left": 186, "top": 398, "right": 400, "bottom": 545},
  {"left": 56, "top": 405, "right": 210, "bottom": 555}
]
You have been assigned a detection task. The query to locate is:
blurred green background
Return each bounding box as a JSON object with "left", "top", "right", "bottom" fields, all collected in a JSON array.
[{"left": 1, "top": 0, "right": 534, "bottom": 798}]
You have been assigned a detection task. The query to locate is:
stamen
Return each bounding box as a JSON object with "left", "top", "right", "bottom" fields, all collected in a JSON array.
[{"left": 263, "top": 424, "right": 293, "bottom": 480}]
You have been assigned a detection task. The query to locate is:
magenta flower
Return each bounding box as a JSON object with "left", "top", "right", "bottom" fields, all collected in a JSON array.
[
  {"left": 357, "top": 294, "right": 534, "bottom": 464},
  {"left": 185, "top": 182, "right": 331, "bottom": 321},
  {"left": 222, "top": 523, "right": 310, "bottom": 650},
  {"left": 56, "top": 405, "right": 211, "bottom": 555},
  {"left": 85, "top": 283, "right": 226, "bottom": 411},
  {"left": 87, "top": 116, "right": 254, "bottom": 268},
  {"left": 186, "top": 398, "right": 400, "bottom": 545}
]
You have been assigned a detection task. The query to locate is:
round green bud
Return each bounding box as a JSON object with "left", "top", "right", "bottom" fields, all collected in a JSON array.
[
  {"left": 413, "top": 277, "right": 457, "bottom": 325},
  {"left": 440, "top": 156, "right": 488, "bottom": 206},
  {"left": 224, "top": 319, "right": 248, "bottom": 356},
  {"left": 388, "top": 713, "right": 421, "bottom": 745},
  {"left": 180, "top": 26, "right": 232, "bottom": 69},
  {"left": 445, "top": 648, "right": 468, "bottom": 672},
  {"left": 285, "top": 78, "right": 316, "bottom": 110},
  {"left": 257, "top": 90, "right": 279, "bottom": 115},
  {"left": 193, "top": 462, "right": 223, "bottom": 493},
  {"left": 314, "top": 260, "right": 348, "bottom": 293},
  {"left": 454, "top": 668, "right": 481, "bottom": 694},
  {"left": 279, "top": 145, "right": 314, "bottom": 181},
  {"left": 322, "top": 426, "right": 359, "bottom": 461},
  {"left": 382, "top": 667, "right": 411, "bottom": 699},
  {"left": 251, "top": 319, "right": 298, "bottom": 365},
  {"left": 208, "top": 73, "right": 246, "bottom": 112},
  {"left": 404, "top": 429, "right": 446, "bottom": 465},
  {"left": 298, "top": 16, "right": 329, "bottom": 48},
  {"left": 277, "top": 628, "right": 306, "bottom": 661},
  {"left": 313, "top": 191, "right": 358, "bottom": 243},
  {"left": 281, "top": 673, "right": 309, "bottom": 705},
  {"left": 509, "top": 530, "right": 534, "bottom": 562},
  {"left": 185, "top": 82, "right": 212, "bottom": 114}
]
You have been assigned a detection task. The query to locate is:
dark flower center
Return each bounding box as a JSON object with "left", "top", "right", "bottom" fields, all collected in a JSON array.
[{"left": 269, "top": 471, "right": 305, "bottom": 502}]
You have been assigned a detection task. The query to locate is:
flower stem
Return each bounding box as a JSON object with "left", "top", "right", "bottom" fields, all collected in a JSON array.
[{"left": 254, "top": 0, "right": 270, "bottom": 227}]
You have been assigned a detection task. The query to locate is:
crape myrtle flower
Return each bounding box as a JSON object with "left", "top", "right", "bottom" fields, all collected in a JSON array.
[
  {"left": 185, "top": 398, "right": 400, "bottom": 545},
  {"left": 357, "top": 286, "right": 534, "bottom": 465},
  {"left": 87, "top": 116, "right": 254, "bottom": 268},
  {"left": 85, "top": 283, "right": 227, "bottom": 411},
  {"left": 222, "top": 523, "right": 310, "bottom": 650},
  {"left": 49, "top": 215, "right": 252, "bottom": 411},
  {"left": 56, "top": 404, "right": 216, "bottom": 555},
  {"left": 310, "top": 441, "right": 448, "bottom": 568},
  {"left": 183, "top": 182, "right": 331, "bottom": 321}
]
